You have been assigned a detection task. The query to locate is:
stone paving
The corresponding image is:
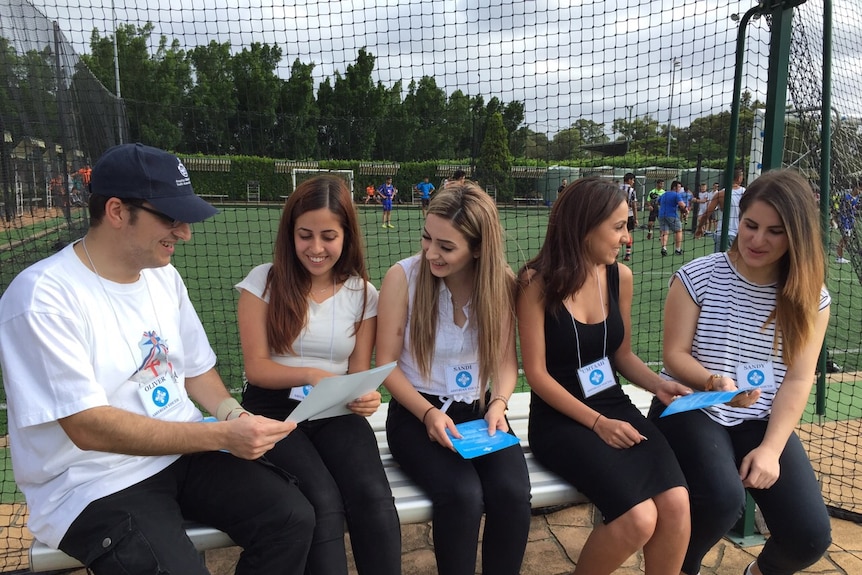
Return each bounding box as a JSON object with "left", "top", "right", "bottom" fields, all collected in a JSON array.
[{"left": 203, "top": 502, "right": 862, "bottom": 575}]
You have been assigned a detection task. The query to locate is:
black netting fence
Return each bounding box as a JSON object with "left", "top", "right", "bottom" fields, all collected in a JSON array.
[{"left": 0, "top": 0, "right": 860, "bottom": 569}]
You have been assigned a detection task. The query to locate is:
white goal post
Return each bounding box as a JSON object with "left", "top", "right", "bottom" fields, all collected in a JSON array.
[{"left": 291, "top": 168, "right": 355, "bottom": 195}]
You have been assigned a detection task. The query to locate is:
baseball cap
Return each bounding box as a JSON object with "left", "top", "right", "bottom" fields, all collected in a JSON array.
[{"left": 90, "top": 143, "right": 219, "bottom": 223}]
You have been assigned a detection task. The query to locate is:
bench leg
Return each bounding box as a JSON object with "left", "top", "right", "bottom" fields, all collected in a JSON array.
[{"left": 726, "top": 491, "right": 766, "bottom": 547}]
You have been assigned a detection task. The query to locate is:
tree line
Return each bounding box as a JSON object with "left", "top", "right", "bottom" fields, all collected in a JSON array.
[{"left": 2, "top": 21, "right": 788, "bottom": 174}]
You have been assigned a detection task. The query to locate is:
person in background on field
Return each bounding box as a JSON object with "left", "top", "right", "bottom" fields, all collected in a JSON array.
[
  {"left": 377, "top": 177, "right": 397, "bottom": 229},
  {"left": 834, "top": 180, "right": 860, "bottom": 264},
  {"left": 376, "top": 183, "right": 532, "bottom": 575},
  {"left": 658, "top": 181, "right": 688, "bottom": 256},
  {"left": 646, "top": 179, "right": 665, "bottom": 240},
  {"left": 651, "top": 169, "right": 832, "bottom": 575},
  {"left": 0, "top": 143, "right": 314, "bottom": 574},
  {"left": 445, "top": 169, "right": 468, "bottom": 189},
  {"left": 364, "top": 183, "right": 376, "bottom": 205},
  {"left": 415, "top": 176, "right": 436, "bottom": 218},
  {"left": 697, "top": 168, "right": 746, "bottom": 252},
  {"left": 517, "top": 177, "right": 690, "bottom": 575},
  {"left": 690, "top": 182, "right": 710, "bottom": 234},
  {"left": 620, "top": 173, "right": 637, "bottom": 261},
  {"left": 678, "top": 185, "right": 693, "bottom": 227},
  {"left": 236, "top": 174, "right": 401, "bottom": 575},
  {"left": 557, "top": 178, "right": 568, "bottom": 199}
]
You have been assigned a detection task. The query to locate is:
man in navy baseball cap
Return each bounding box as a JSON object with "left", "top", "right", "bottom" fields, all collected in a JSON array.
[
  {"left": 0, "top": 139, "right": 315, "bottom": 572},
  {"left": 90, "top": 143, "right": 218, "bottom": 223}
]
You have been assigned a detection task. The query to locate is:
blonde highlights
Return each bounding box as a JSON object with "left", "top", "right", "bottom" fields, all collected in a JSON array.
[{"left": 409, "top": 182, "right": 515, "bottom": 399}]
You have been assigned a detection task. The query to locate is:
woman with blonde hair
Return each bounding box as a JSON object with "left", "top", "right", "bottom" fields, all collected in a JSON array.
[
  {"left": 376, "top": 182, "right": 531, "bottom": 575},
  {"left": 652, "top": 168, "right": 832, "bottom": 575}
]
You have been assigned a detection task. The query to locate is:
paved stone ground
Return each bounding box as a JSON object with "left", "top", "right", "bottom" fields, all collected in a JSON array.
[{"left": 203, "top": 502, "right": 862, "bottom": 575}]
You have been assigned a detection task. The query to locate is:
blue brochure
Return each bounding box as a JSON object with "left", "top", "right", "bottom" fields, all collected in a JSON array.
[
  {"left": 660, "top": 390, "right": 747, "bottom": 417},
  {"left": 446, "top": 419, "right": 521, "bottom": 459}
]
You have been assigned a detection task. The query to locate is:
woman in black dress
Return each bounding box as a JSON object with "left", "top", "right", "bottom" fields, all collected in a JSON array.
[{"left": 516, "top": 177, "right": 691, "bottom": 575}]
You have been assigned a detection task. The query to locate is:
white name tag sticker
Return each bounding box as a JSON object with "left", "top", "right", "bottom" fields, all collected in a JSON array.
[
  {"left": 446, "top": 363, "right": 479, "bottom": 395},
  {"left": 137, "top": 373, "right": 183, "bottom": 418},
  {"left": 577, "top": 356, "right": 616, "bottom": 398},
  {"left": 736, "top": 361, "right": 776, "bottom": 392},
  {"left": 289, "top": 385, "right": 313, "bottom": 402}
]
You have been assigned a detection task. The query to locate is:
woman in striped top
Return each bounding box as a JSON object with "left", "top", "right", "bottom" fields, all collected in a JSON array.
[{"left": 651, "top": 169, "right": 832, "bottom": 575}]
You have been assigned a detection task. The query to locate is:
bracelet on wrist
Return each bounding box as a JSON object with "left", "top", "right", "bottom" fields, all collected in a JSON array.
[
  {"left": 421, "top": 405, "right": 436, "bottom": 424},
  {"left": 705, "top": 373, "right": 723, "bottom": 391},
  {"left": 590, "top": 413, "right": 603, "bottom": 431},
  {"left": 490, "top": 394, "right": 509, "bottom": 410}
]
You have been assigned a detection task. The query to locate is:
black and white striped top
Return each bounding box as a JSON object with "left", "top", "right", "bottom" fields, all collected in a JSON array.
[{"left": 661, "top": 252, "right": 830, "bottom": 426}]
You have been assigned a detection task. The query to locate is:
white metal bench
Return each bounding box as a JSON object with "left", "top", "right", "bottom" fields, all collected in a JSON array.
[{"left": 28, "top": 387, "right": 653, "bottom": 572}]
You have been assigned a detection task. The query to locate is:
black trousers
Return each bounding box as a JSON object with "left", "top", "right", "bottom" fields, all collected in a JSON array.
[
  {"left": 59, "top": 451, "right": 315, "bottom": 575},
  {"left": 386, "top": 396, "right": 531, "bottom": 575}
]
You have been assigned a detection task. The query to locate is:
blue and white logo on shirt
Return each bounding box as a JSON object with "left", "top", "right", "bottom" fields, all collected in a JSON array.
[
  {"left": 747, "top": 369, "right": 765, "bottom": 387},
  {"left": 152, "top": 386, "right": 170, "bottom": 407},
  {"left": 455, "top": 371, "right": 473, "bottom": 388}
]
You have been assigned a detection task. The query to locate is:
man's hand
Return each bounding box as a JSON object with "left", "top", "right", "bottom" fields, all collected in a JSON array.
[{"left": 223, "top": 416, "right": 297, "bottom": 460}]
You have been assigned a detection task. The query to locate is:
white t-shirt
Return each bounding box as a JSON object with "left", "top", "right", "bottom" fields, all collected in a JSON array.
[
  {"left": 661, "top": 252, "right": 830, "bottom": 425},
  {"left": 716, "top": 186, "right": 746, "bottom": 237},
  {"left": 235, "top": 263, "right": 378, "bottom": 373},
  {"left": 0, "top": 242, "right": 216, "bottom": 547},
  {"left": 396, "top": 254, "right": 481, "bottom": 403}
]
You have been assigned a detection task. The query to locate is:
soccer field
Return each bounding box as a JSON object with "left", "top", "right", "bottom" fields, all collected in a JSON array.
[{"left": 1, "top": 202, "right": 860, "bottom": 413}]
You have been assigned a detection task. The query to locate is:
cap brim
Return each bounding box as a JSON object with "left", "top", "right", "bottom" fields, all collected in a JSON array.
[{"left": 149, "top": 194, "right": 219, "bottom": 224}]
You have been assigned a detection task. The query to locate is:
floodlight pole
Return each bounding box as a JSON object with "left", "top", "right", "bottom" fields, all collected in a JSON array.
[
  {"left": 666, "top": 58, "right": 680, "bottom": 157},
  {"left": 112, "top": 0, "right": 124, "bottom": 144}
]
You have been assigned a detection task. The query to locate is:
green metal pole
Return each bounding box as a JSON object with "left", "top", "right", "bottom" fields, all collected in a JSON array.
[
  {"left": 761, "top": 4, "right": 796, "bottom": 171},
  {"left": 720, "top": 6, "right": 760, "bottom": 252},
  {"left": 816, "top": 0, "right": 832, "bottom": 419}
]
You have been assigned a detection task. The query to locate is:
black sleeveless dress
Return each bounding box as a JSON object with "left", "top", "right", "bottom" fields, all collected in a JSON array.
[{"left": 527, "top": 263, "right": 686, "bottom": 522}]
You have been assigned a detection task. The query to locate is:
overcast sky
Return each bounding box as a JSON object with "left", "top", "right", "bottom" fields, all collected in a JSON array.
[{"left": 13, "top": 0, "right": 862, "bottom": 137}]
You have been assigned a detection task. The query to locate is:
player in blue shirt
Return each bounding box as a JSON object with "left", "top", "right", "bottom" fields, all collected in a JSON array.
[
  {"left": 377, "top": 177, "right": 397, "bottom": 229},
  {"left": 415, "top": 177, "right": 436, "bottom": 218}
]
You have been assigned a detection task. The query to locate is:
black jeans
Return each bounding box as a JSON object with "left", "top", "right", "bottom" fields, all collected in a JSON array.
[
  {"left": 386, "top": 396, "right": 531, "bottom": 575},
  {"left": 650, "top": 403, "right": 832, "bottom": 575},
  {"left": 261, "top": 413, "right": 401, "bottom": 575},
  {"left": 59, "top": 451, "right": 315, "bottom": 575}
]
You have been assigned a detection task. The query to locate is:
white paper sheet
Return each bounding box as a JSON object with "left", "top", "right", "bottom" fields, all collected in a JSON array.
[{"left": 285, "top": 362, "right": 398, "bottom": 423}]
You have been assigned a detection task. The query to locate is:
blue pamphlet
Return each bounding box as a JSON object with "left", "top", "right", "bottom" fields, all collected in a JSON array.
[
  {"left": 446, "top": 419, "right": 521, "bottom": 459},
  {"left": 660, "top": 390, "right": 747, "bottom": 417}
]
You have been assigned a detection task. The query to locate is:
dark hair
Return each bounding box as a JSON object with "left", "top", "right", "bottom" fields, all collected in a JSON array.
[
  {"left": 453, "top": 169, "right": 467, "bottom": 180},
  {"left": 266, "top": 174, "right": 368, "bottom": 353},
  {"left": 88, "top": 193, "right": 146, "bottom": 226},
  {"left": 624, "top": 172, "right": 635, "bottom": 181},
  {"left": 519, "top": 177, "right": 627, "bottom": 310}
]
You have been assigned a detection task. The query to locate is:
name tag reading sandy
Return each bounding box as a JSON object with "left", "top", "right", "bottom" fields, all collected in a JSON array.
[
  {"left": 736, "top": 361, "right": 776, "bottom": 392},
  {"left": 137, "top": 372, "right": 182, "bottom": 418},
  {"left": 578, "top": 357, "right": 616, "bottom": 398},
  {"left": 446, "top": 363, "right": 479, "bottom": 395},
  {"left": 289, "top": 385, "right": 313, "bottom": 402}
]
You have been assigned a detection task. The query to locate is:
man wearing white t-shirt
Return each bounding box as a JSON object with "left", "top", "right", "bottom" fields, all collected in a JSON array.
[
  {"left": 0, "top": 143, "right": 313, "bottom": 574},
  {"left": 696, "top": 168, "right": 746, "bottom": 252}
]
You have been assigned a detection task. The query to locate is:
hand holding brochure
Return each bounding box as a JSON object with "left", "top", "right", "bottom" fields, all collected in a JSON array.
[
  {"left": 660, "top": 389, "right": 749, "bottom": 417},
  {"left": 286, "top": 362, "right": 397, "bottom": 423},
  {"left": 445, "top": 419, "right": 521, "bottom": 459}
]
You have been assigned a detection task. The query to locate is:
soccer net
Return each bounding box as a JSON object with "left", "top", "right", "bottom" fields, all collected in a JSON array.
[
  {"left": 1, "top": 1, "right": 861, "bottom": 567},
  {"left": 291, "top": 169, "right": 355, "bottom": 197}
]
